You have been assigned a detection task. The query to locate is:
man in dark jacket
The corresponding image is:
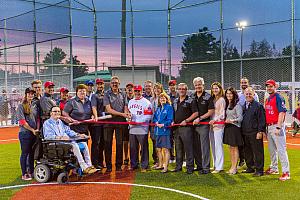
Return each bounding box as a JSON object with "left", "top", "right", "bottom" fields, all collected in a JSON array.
[{"left": 241, "top": 87, "right": 266, "bottom": 176}]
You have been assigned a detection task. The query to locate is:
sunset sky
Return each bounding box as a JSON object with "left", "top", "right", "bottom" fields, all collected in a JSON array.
[{"left": 0, "top": 0, "right": 299, "bottom": 76}]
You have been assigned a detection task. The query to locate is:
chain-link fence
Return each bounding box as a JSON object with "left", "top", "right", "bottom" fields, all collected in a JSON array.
[{"left": 0, "top": 0, "right": 299, "bottom": 126}]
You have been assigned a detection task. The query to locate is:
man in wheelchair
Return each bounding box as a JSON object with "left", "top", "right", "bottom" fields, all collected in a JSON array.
[{"left": 43, "top": 105, "right": 97, "bottom": 174}]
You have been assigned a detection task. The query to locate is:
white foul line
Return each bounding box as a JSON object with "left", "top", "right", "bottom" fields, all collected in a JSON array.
[
  {"left": 263, "top": 141, "right": 300, "bottom": 146},
  {"left": 0, "top": 182, "right": 209, "bottom": 200},
  {"left": 0, "top": 139, "right": 18, "bottom": 142}
]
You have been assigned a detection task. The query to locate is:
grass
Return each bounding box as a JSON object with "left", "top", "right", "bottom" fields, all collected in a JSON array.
[
  {"left": 1, "top": 141, "right": 300, "bottom": 200},
  {"left": 130, "top": 143, "right": 300, "bottom": 200},
  {"left": 0, "top": 143, "right": 34, "bottom": 200}
]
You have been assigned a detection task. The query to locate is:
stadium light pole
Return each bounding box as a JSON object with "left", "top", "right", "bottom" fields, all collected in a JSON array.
[{"left": 236, "top": 21, "right": 247, "bottom": 79}]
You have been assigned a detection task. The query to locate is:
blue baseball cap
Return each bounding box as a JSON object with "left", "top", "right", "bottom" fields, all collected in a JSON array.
[{"left": 85, "top": 80, "right": 94, "bottom": 86}]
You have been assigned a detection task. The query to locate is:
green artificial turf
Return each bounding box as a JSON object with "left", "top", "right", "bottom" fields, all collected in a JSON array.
[
  {"left": 1, "top": 142, "right": 300, "bottom": 200},
  {"left": 131, "top": 143, "right": 300, "bottom": 200},
  {"left": 0, "top": 143, "right": 31, "bottom": 200}
]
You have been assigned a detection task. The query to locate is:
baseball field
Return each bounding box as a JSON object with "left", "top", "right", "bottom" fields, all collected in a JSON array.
[{"left": 0, "top": 127, "right": 300, "bottom": 200}]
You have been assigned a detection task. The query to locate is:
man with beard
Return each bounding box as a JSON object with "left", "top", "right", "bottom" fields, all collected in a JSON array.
[{"left": 103, "top": 76, "right": 130, "bottom": 172}]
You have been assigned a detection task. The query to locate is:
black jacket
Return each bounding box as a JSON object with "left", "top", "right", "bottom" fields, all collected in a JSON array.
[{"left": 242, "top": 100, "right": 266, "bottom": 135}]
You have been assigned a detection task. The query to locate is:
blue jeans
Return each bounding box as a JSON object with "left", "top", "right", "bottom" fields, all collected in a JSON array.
[{"left": 19, "top": 131, "right": 36, "bottom": 176}]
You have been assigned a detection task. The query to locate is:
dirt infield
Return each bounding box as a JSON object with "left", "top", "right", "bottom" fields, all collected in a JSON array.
[
  {"left": 0, "top": 126, "right": 135, "bottom": 199},
  {"left": 12, "top": 170, "right": 135, "bottom": 200},
  {"left": 0, "top": 127, "right": 19, "bottom": 144}
]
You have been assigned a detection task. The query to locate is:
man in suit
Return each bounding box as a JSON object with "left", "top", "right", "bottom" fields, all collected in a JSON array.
[{"left": 241, "top": 87, "right": 266, "bottom": 176}]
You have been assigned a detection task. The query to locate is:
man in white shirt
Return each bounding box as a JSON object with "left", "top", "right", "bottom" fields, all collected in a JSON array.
[{"left": 128, "top": 85, "right": 153, "bottom": 172}]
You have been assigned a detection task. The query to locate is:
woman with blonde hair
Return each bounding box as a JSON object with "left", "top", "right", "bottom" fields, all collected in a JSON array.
[
  {"left": 150, "top": 82, "right": 165, "bottom": 167},
  {"left": 153, "top": 93, "right": 174, "bottom": 173},
  {"left": 209, "top": 82, "right": 226, "bottom": 173}
]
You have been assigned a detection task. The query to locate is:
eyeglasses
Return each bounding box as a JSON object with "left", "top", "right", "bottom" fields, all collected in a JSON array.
[
  {"left": 178, "top": 88, "right": 187, "bottom": 90},
  {"left": 111, "top": 82, "right": 119, "bottom": 85}
]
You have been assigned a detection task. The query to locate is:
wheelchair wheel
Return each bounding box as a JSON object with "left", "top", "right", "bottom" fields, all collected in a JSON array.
[
  {"left": 57, "top": 172, "right": 68, "bottom": 184},
  {"left": 34, "top": 164, "right": 51, "bottom": 183}
]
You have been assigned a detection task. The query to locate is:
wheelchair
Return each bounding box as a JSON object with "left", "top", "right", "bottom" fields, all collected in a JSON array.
[{"left": 33, "top": 131, "right": 88, "bottom": 184}]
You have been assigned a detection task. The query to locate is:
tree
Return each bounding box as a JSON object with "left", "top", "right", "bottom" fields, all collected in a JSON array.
[
  {"left": 42, "top": 47, "right": 67, "bottom": 74},
  {"left": 181, "top": 27, "right": 220, "bottom": 63},
  {"left": 43, "top": 47, "right": 66, "bottom": 64},
  {"left": 66, "top": 56, "right": 88, "bottom": 79},
  {"left": 282, "top": 40, "right": 300, "bottom": 56},
  {"left": 243, "top": 39, "right": 277, "bottom": 58},
  {"left": 222, "top": 38, "right": 240, "bottom": 59}
]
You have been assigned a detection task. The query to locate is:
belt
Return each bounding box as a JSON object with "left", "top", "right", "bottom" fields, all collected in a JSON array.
[{"left": 266, "top": 122, "right": 277, "bottom": 126}]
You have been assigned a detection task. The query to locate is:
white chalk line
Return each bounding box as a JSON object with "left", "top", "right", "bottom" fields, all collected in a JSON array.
[
  {"left": 0, "top": 139, "right": 18, "bottom": 142},
  {"left": 263, "top": 141, "right": 300, "bottom": 146},
  {"left": 0, "top": 181, "right": 209, "bottom": 200}
]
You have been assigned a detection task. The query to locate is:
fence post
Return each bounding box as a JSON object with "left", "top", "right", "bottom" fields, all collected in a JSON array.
[
  {"left": 68, "top": 0, "right": 74, "bottom": 90},
  {"left": 291, "top": 0, "right": 295, "bottom": 113},
  {"left": 220, "top": 0, "right": 224, "bottom": 87},
  {"left": 4, "top": 18, "right": 8, "bottom": 92}
]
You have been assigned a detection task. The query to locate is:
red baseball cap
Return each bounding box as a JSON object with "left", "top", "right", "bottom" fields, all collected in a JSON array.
[
  {"left": 134, "top": 85, "right": 143, "bottom": 91},
  {"left": 96, "top": 78, "right": 104, "bottom": 84},
  {"left": 126, "top": 82, "right": 134, "bottom": 88},
  {"left": 265, "top": 79, "right": 276, "bottom": 86},
  {"left": 168, "top": 80, "right": 177, "bottom": 86},
  {"left": 60, "top": 87, "right": 69, "bottom": 93},
  {"left": 44, "top": 81, "right": 55, "bottom": 88}
]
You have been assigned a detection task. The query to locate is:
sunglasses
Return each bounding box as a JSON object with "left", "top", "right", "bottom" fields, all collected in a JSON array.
[{"left": 134, "top": 90, "right": 141, "bottom": 92}]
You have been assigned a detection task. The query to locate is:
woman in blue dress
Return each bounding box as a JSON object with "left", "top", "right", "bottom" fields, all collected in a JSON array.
[{"left": 153, "top": 93, "right": 174, "bottom": 173}]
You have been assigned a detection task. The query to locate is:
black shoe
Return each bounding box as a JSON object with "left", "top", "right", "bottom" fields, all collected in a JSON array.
[
  {"left": 95, "top": 165, "right": 103, "bottom": 170},
  {"left": 106, "top": 168, "right": 112, "bottom": 173},
  {"left": 171, "top": 168, "right": 182, "bottom": 172},
  {"left": 186, "top": 170, "right": 194, "bottom": 174},
  {"left": 253, "top": 172, "right": 264, "bottom": 177},
  {"left": 242, "top": 168, "right": 255, "bottom": 173},
  {"left": 237, "top": 161, "right": 246, "bottom": 169},
  {"left": 116, "top": 167, "right": 122, "bottom": 172},
  {"left": 199, "top": 169, "right": 210, "bottom": 174},
  {"left": 124, "top": 159, "right": 129, "bottom": 166}
]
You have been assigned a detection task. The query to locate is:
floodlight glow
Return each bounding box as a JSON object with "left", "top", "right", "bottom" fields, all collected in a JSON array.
[{"left": 236, "top": 21, "right": 247, "bottom": 30}]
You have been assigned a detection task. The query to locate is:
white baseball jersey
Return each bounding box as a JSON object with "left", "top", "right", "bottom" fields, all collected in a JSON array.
[{"left": 128, "top": 97, "right": 152, "bottom": 135}]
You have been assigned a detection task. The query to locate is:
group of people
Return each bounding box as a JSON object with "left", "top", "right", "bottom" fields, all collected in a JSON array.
[
  {"left": 16, "top": 75, "right": 291, "bottom": 182},
  {"left": 0, "top": 88, "right": 22, "bottom": 126}
]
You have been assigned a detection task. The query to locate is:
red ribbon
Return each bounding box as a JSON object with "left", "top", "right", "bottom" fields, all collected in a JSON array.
[{"left": 70, "top": 119, "right": 225, "bottom": 127}]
